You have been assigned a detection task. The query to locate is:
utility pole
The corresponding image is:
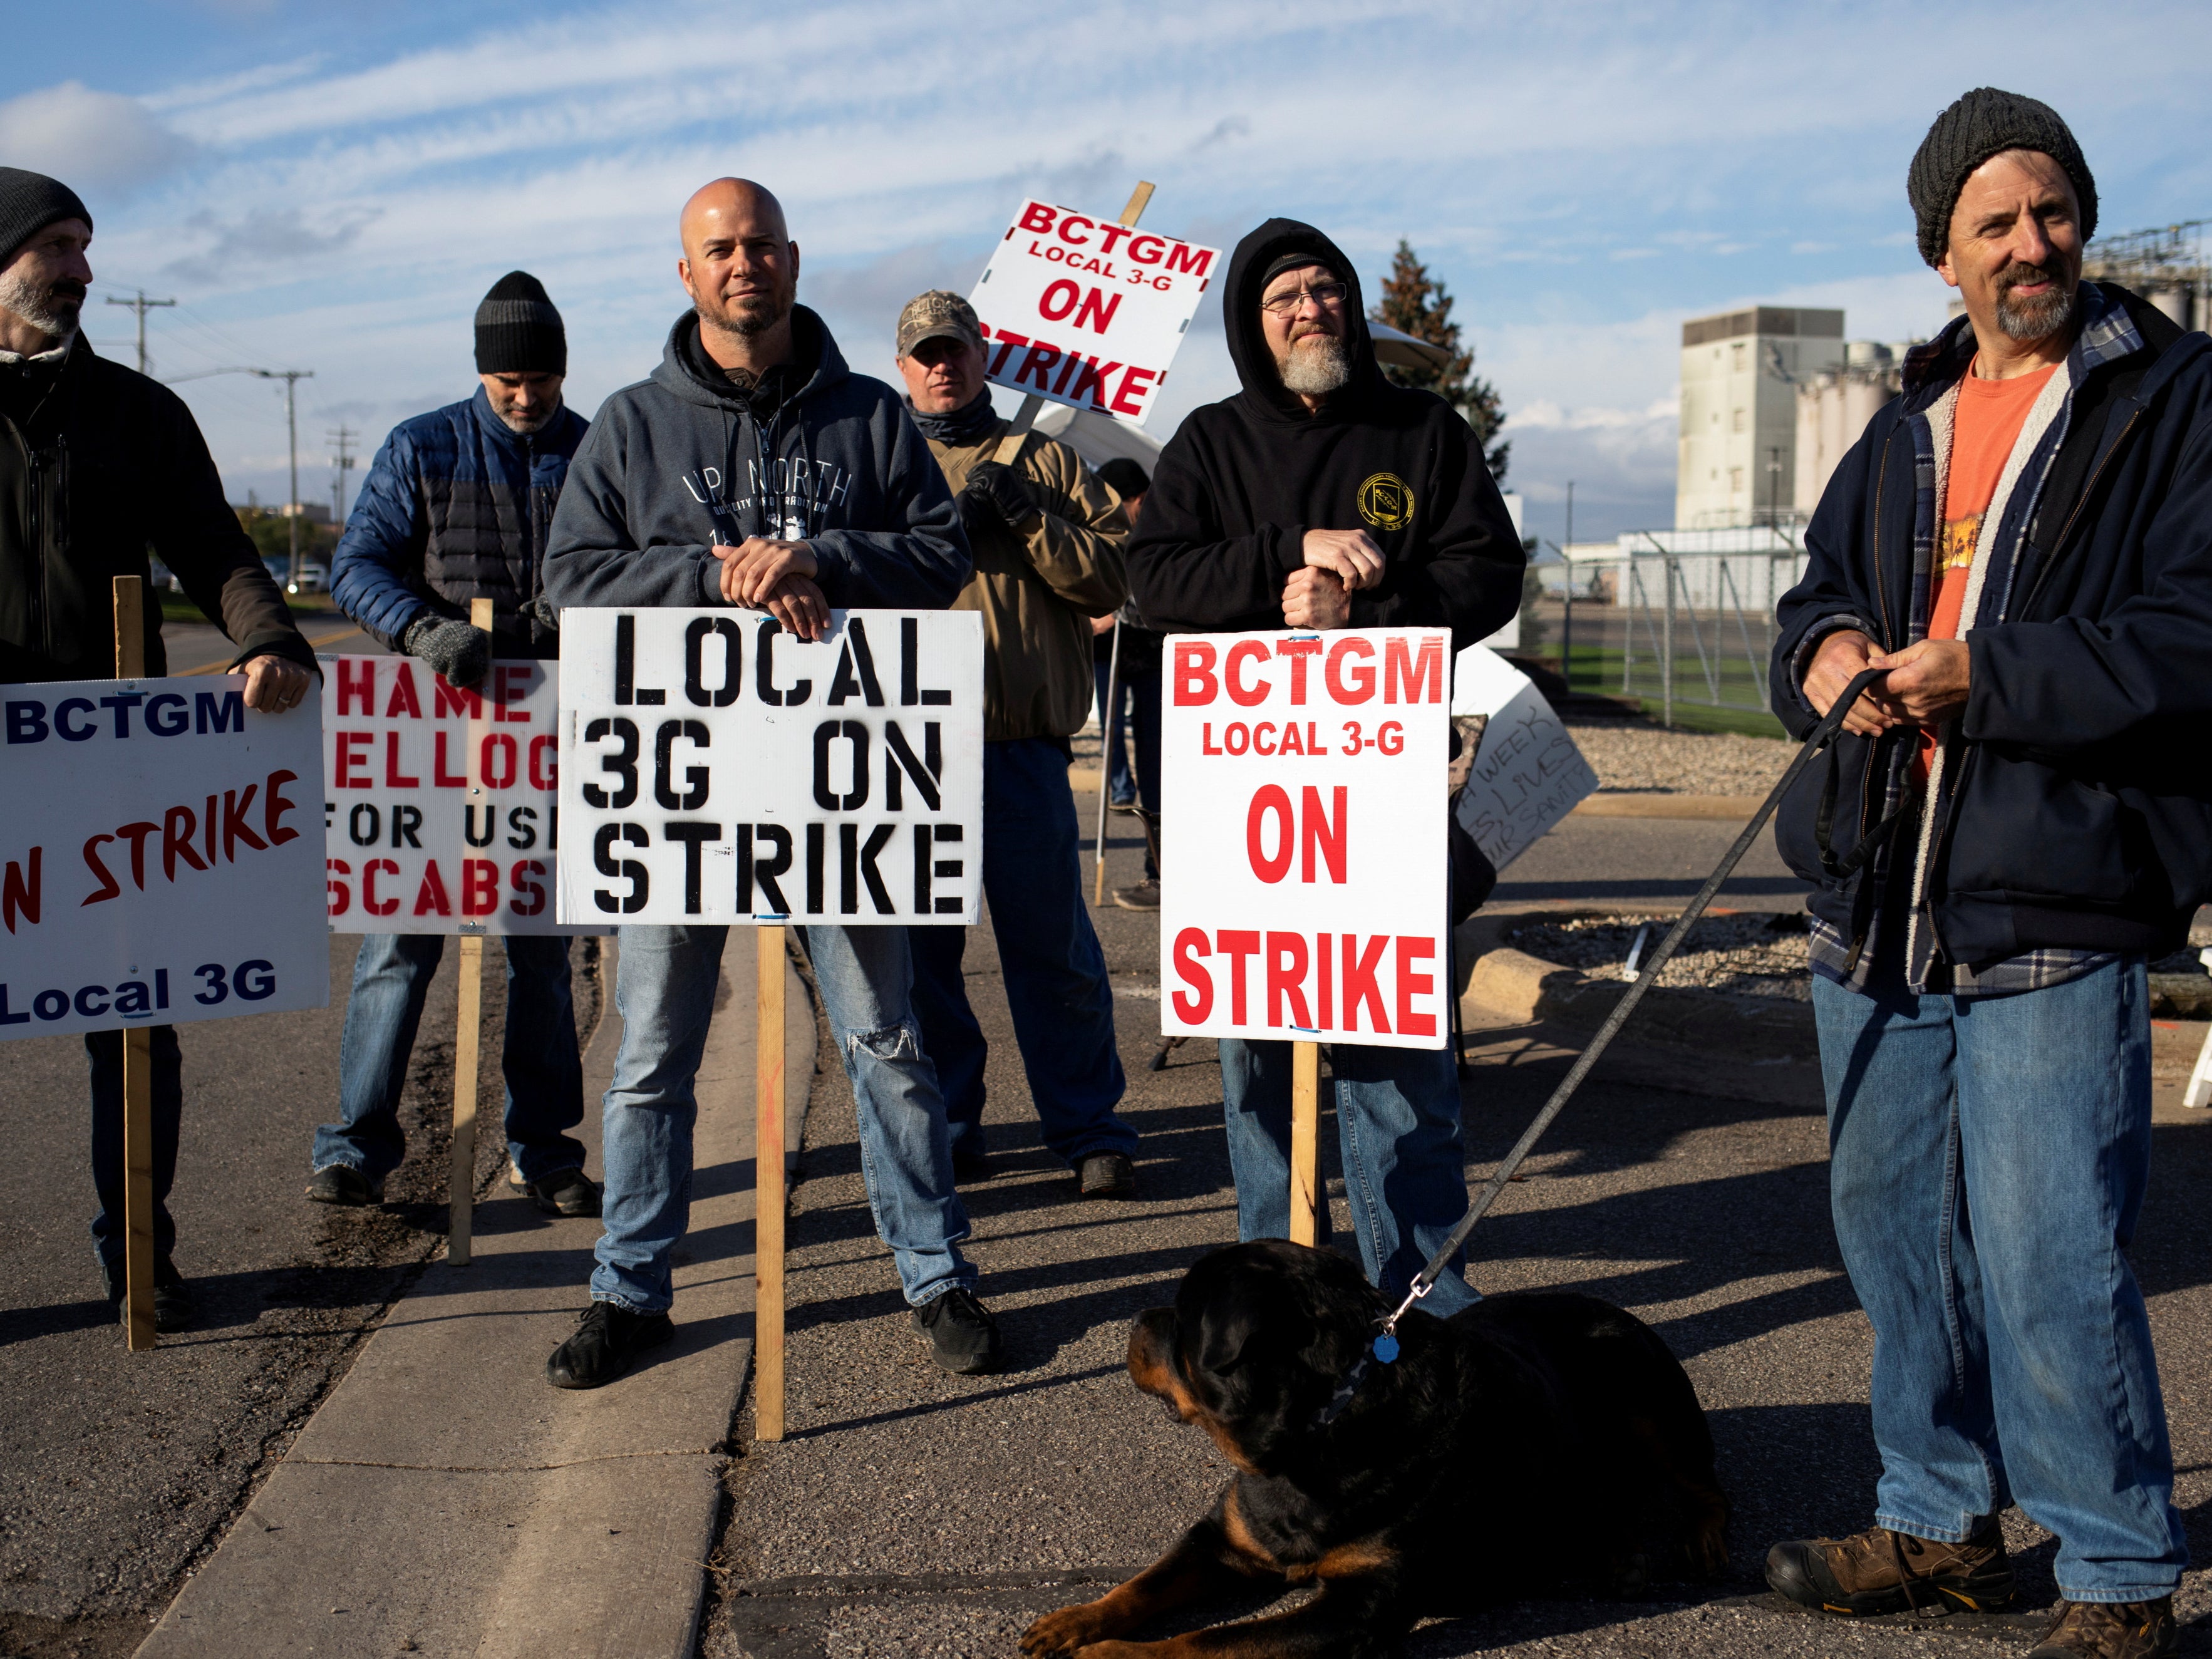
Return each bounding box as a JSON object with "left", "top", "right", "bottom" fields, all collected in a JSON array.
[
  {"left": 105, "top": 289, "right": 175, "bottom": 376},
  {"left": 1765, "top": 445, "right": 1783, "bottom": 532},
  {"left": 1561, "top": 480, "right": 1575, "bottom": 690},
  {"left": 329, "top": 424, "right": 359, "bottom": 530},
  {"left": 250, "top": 370, "right": 315, "bottom": 586}
]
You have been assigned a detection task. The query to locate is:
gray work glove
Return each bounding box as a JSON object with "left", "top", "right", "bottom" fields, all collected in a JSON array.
[
  {"left": 959, "top": 460, "right": 1039, "bottom": 533},
  {"left": 403, "top": 614, "right": 492, "bottom": 688},
  {"left": 522, "top": 593, "right": 561, "bottom": 636}
]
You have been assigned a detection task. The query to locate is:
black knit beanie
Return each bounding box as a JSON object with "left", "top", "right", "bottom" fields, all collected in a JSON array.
[
  {"left": 474, "top": 271, "right": 566, "bottom": 375},
  {"left": 1908, "top": 88, "right": 2097, "bottom": 267},
  {"left": 0, "top": 168, "right": 92, "bottom": 267}
]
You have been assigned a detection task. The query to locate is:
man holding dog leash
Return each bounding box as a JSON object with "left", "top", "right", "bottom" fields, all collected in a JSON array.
[
  {"left": 1127, "top": 217, "right": 1522, "bottom": 1317},
  {"left": 1765, "top": 90, "right": 2212, "bottom": 1658}
]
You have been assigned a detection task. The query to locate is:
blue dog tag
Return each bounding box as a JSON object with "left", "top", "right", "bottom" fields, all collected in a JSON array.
[{"left": 1372, "top": 1333, "right": 1400, "bottom": 1364}]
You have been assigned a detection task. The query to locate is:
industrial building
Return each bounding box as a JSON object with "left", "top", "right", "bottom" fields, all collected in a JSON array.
[{"left": 1675, "top": 306, "right": 1842, "bottom": 529}]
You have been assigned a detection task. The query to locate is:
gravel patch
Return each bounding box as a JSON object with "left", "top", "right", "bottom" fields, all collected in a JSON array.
[
  {"left": 1566, "top": 718, "right": 1796, "bottom": 797},
  {"left": 1509, "top": 912, "right": 1814, "bottom": 1001}
]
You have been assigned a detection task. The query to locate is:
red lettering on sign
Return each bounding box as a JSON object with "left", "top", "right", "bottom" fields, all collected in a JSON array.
[
  {"left": 1067, "top": 357, "right": 1124, "bottom": 408},
  {"left": 1110, "top": 366, "right": 1156, "bottom": 416},
  {"left": 1396, "top": 936, "right": 1437, "bottom": 1037},
  {"left": 363, "top": 858, "right": 399, "bottom": 917},
  {"left": 80, "top": 835, "right": 119, "bottom": 906},
  {"left": 1275, "top": 637, "right": 1321, "bottom": 703},
  {"left": 222, "top": 787, "right": 267, "bottom": 861},
  {"left": 528, "top": 734, "right": 557, "bottom": 791},
  {"left": 1279, "top": 722, "right": 1305, "bottom": 755},
  {"left": 326, "top": 857, "right": 351, "bottom": 917},
  {"left": 265, "top": 770, "right": 301, "bottom": 846},
  {"left": 1127, "top": 234, "right": 1165, "bottom": 265},
  {"left": 434, "top": 677, "right": 482, "bottom": 720},
  {"left": 163, "top": 805, "right": 208, "bottom": 881},
  {"left": 385, "top": 661, "right": 422, "bottom": 718},
  {"left": 1302, "top": 787, "right": 1347, "bottom": 883},
  {"left": 1316, "top": 931, "right": 1333, "bottom": 1028},
  {"left": 1171, "top": 928, "right": 1212, "bottom": 1023},
  {"left": 385, "top": 730, "right": 418, "bottom": 788},
  {"left": 113, "top": 822, "right": 158, "bottom": 889},
  {"left": 2, "top": 846, "right": 38, "bottom": 933},
  {"left": 1224, "top": 640, "right": 1271, "bottom": 706},
  {"left": 1173, "top": 641, "right": 1218, "bottom": 705},
  {"left": 1097, "top": 225, "right": 1132, "bottom": 257},
  {"left": 461, "top": 857, "right": 498, "bottom": 917},
  {"left": 1252, "top": 721, "right": 1276, "bottom": 757},
  {"left": 1018, "top": 202, "right": 1056, "bottom": 234},
  {"left": 1326, "top": 637, "right": 1375, "bottom": 704},
  {"left": 1267, "top": 932, "right": 1311, "bottom": 1029},
  {"left": 497, "top": 664, "right": 532, "bottom": 721},
  {"left": 1246, "top": 786, "right": 1293, "bottom": 883},
  {"left": 413, "top": 860, "right": 453, "bottom": 916},
  {"left": 1219, "top": 929, "right": 1261, "bottom": 1026},
  {"left": 1165, "top": 244, "right": 1214, "bottom": 278},
  {"left": 1202, "top": 723, "right": 1221, "bottom": 755},
  {"left": 335, "top": 730, "right": 372, "bottom": 787},
  {"left": 986, "top": 329, "right": 1029, "bottom": 376},
  {"left": 337, "top": 658, "right": 375, "bottom": 716},
  {"left": 1015, "top": 343, "right": 1062, "bottom": 390},
  {"left": 480, "top": 733, "right": 517, "bottom": 790},
  {"left": 1074, "top": 287, "right": 1122, "bottom": 334},
  {"left": 1342, "top": 934, "right": 1391, "bottom": 1033},
  {"left": 1057, "top": 213, "right": 1093, "bottom": 246},
  {"left": 1039, "top": 278, "right": 1079, "bottom": 321},
  {"left": 1384, "top": 636, "right": 1444, "bottom": 704},
  {"left": 434, "top": 731, "right": 468, "bottom": 788},
  {"left": 509, "top": 858, "right": 547, "bottom": 916}
]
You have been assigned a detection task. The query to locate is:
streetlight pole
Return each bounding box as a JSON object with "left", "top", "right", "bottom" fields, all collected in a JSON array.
[
  {"left": 105, "top": 290, "right": 175, "bottom": 375},
  {"left": 250, "top": 370, "right": 314, "bottom": 586},
  {"left": 1561, "top": 480, "right": 1575, "bottom": 691}
]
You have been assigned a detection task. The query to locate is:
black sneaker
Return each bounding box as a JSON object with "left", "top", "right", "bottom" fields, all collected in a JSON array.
[
  {"left": 1078, "top": 1152, "right": 1138, "bottom": 1199},
  {"left": 545, "top": 1302, "right": 674, "bottom": 1390},
  {"left": 520, "top": 1167, "right": 602, "bottom": 1217},
  {"left": 911, "top": 1287, "right": 1001, "bottom": 1375},
  {"left": 951, "top": 1140, "right": 993, "bottom": 1183},
  {"left": 306, "top": 1164, "right": 384, "bottom": 1206},
  {"left": 100, "top": 1257, "right": 195, "bottom": 1334},
  {"left": 1112, "top": 878, "right": 1160, "bottom": 911}
]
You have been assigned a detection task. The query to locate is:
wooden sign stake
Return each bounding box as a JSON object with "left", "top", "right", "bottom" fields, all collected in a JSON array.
[
  {"left": 447, "top": 597, "right": 495, "bottom": 1264},
  {"left": 1289, "top": 1040, "right": 1320, "bottom": 1247},
  {"left": 755, "top": 924, "right": 787, "bottom": 1442},
  {"left": 1092, "top": 618, "right": 1122, "bottom": 905},
  {"left": 113, "top": 576, "right": 158, "bottom": 1352},
  {"left": 990, "top": 180, "right": 1155, "bottom": 467}
]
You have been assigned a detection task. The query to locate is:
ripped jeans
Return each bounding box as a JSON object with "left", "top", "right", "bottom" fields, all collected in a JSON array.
[{"left": 593, "top": 924, "right": 976, "bottom": 1315}]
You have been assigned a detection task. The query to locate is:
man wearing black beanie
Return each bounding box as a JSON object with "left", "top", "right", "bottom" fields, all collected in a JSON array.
[
  {"left": 1764, "top": 90, "right": 2209, "bottom": 1658},
  {"left": 313, "top": 270, "right": 599, "bottom": 1222},
  {"left": 0, "top": 168, "right": 319, "bottom": 1334}
]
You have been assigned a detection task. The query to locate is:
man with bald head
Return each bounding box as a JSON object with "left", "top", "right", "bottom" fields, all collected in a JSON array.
[{"left": 544, "top": 179, "right": 993, "bottom": 1387}]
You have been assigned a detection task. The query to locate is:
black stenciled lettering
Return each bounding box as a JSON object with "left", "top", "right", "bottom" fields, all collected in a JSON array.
[
  {"left": 653, "top": 719, "right": 710, "bottom": 810},
  {"left": 663, "top": 821, "right": 721, "bottom": 914},
  {"left": 684, "top": 616, "right": 743, "bottom": 707}
]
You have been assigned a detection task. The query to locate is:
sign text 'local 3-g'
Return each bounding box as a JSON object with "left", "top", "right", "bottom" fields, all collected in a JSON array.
[
  {"left": 557, "top": 610, "right": 983, "bottom": 926},
  {"left": 969, "top": 200, "right": 1219, "bottom": 427},
  {"left": 0, "top": 678, "right": 326, "bottom": 1040},
  {"left": 1161, "top": 629, "right": 1452, "bottom": 1052}
]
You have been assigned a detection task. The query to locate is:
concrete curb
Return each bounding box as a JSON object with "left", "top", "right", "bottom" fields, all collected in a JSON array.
[
  {"left": 136, "top": 937, "right": 814, "bottom": 1659},
  {"left": 1570, "top": 793, "right": 1764, "bottom": 820}
]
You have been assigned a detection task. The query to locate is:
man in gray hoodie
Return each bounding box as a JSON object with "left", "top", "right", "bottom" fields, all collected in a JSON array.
[{"left": 540, "top": 178, "right": 997, "bottom": 1387}]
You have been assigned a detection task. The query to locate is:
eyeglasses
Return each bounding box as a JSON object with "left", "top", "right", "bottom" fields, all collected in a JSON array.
[{"left": 1259, "top": 281, "right": 1348, "bottom": 317}]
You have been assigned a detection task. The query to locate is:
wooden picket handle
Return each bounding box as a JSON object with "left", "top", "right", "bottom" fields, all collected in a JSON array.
[
  {"left": 755, "top": 924, "right": 788, "bottom": 1442},
  {"left": 447, "top": 597, "right": 495, "bottom": 1264},
  {"left": 1092, "top": 618, "right": 1122, "bottom": 905},
  {"left": 113, "top": 576, "right": 158, "bottom": 1351},
  {"left": 1289, "top": 1040, "right": 1320, "bottom": 1246}
]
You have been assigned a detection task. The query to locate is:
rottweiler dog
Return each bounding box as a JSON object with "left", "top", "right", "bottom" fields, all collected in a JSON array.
[{"left": 1022, "top": 1240, "right": 1727, "bottom": 1658}]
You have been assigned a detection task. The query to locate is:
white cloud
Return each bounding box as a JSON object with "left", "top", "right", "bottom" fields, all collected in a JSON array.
[{"left": 0, "top": 81, "right": 192, "bottom": 192}]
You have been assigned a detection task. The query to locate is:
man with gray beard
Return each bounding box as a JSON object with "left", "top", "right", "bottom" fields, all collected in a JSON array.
[{"left": 1762, "top": 90, "right": 2212, "bottom": 1658}]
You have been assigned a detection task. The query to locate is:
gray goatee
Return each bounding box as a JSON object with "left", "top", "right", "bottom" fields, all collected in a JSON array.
[{"left": 1279, "top": 333, "right": 1349, "bottom": 396}]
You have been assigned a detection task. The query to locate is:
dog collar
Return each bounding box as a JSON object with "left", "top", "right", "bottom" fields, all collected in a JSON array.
[{"left": 1313, "top": 1330, "right": 1400, "bottom": 1429}]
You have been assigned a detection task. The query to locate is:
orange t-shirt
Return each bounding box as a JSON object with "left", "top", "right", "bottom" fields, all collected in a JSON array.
[{"left": 1916, "top": 360, "right": 2058, "bottom": 777}]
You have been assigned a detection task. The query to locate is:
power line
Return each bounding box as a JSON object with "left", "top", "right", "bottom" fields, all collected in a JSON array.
[
  {"left": 328, "top": 423, "right": 359, "bottom": 529},
  {"left": 103, "top": 289, "right": 175, "bottom": 375}
]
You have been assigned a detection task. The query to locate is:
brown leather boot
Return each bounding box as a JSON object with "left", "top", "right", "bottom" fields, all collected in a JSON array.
[
  {"left": 1765, "top": 1518, "right": 2014, "bottom": 1616},
  {"left": 2027, "top": 1598, "right": 2178, "bottom": 1658}
]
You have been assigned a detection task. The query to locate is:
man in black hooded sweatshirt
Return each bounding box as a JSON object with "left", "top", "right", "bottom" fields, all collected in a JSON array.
[{"left": 1127, "top": 219, "right": 1522, "bottom": 1315}]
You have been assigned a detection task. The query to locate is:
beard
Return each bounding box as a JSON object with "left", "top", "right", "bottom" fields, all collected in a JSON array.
[
  {"left": 1278, "top": 330, "right": 1350, "bottom": 396},
  {"left": 0, "top": 269, "right": 84, "bottom": 343},
  {"left": 1992, "top": 263, "right": 2075, "bottom": 343},
  {"left": 705, "top": 279, "right": 793, "bottom": 339}
]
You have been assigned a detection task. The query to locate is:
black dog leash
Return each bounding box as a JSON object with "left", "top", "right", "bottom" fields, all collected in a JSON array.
[{"left": 1326, "top": 668, "right": 1893, "bottom": 1408}]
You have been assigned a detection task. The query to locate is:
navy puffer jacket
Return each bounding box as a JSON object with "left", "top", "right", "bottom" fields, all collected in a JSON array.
[{"left": 330, "top": 386, "right": 587, "bottom": 659}]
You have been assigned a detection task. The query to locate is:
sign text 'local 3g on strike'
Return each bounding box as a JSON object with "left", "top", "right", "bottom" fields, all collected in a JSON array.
[
  {"left": 1161, "top": 628, "right": 1452, "bottom": 1053},
  {"left": 969, "top": 200, "right": 1220, "bottom": 427},
  {"left": 556, "top": 610, "right": 984, "bottom": 927}
]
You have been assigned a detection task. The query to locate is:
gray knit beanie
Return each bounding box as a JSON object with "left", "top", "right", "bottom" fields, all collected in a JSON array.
[
  {"left": 0, "top": 168, "right": 92, "bottom": 267},
  {"left": 474, "top": 270, "right": 566, "bottom": 375},
  {"left": 1908, "top": 88, "right": 2097, "bottom": 267}
]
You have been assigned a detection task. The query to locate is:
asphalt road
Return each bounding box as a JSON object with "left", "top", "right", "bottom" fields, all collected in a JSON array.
[{"left": 701, "top": 798, "right": 2212, "bottom": 1658}]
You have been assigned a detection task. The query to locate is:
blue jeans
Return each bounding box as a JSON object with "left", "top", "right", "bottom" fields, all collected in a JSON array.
[
  {"left": 909, "top": 738, "right": 1136, "bottom": 1169},
  {"left": 313, "top": 932, "right": 585, "bottom": 1186},
  {"left": 594, "top": 924, "right": 974, "bottom": 1313},
  {"left": 1812, "top": 957, "right": 2184, "bottom": 1601},
  {"left": 1125, "top": 659, "right": 1162, "bottom": 879},
  {"left": 1219, "top": 1038, "right": 1479, "bottom": 1315},
  {"left": 1095, "top": 660, "right": 1135, "bottom": 805},
  {"left": 87, "top": 1026, "right": 182, "bottom": 1271}
]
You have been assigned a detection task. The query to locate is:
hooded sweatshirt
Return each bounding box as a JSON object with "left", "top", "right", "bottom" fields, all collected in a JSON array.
[
  {"left": 1125, "top": 219, "right": 1522, "bottom": 650},
  {"left": 543, "top": 306, "right": 969, "bottom": 614}
]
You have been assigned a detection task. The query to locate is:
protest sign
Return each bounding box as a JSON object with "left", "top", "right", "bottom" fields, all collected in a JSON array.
[
  {"left": 1160, "top": 628, "right": 1452, "bottom": 1053},
  {"left": 318, "top": 653, "right": 590, "bottom": 935},
  {"left": 0, "top": 673, "right": 327, "bottom": 1042},
  {"left": 969, "top": 197, "right": 1219, "bottom": 427},
  {"left": 556, "top": 609, "right": 984, "bottom": 928},
  {"left": 1450, "top": 646, "right": 1598, "bottom": 871}
]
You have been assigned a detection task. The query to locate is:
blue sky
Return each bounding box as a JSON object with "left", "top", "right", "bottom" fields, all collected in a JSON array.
[{"left": 9, "top": 0, "right": 2211, "bottom": 539}]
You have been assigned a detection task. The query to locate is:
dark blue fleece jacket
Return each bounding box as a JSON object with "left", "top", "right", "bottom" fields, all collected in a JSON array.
[
  {"left": 1770, "top": 284, "right": 2212, "bottom": 963},
  {"left": 542, "top": 308, "right": 968, "bottom": 614}
]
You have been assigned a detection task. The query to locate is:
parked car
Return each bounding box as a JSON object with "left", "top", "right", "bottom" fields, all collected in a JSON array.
[{"left": 287, "top": 563, "right": 329, "bottom": 596}]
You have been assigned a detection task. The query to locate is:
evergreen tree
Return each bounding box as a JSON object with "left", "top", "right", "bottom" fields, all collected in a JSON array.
[{"left": 1370, "top": 240, "right": 1509, "bottom": 483}]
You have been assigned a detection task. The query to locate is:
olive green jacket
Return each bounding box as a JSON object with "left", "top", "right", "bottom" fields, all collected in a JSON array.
[{"left": 925, "top": 421, "right": 1129, "bottom": 742}]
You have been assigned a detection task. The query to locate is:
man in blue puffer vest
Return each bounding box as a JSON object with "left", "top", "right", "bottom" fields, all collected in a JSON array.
[{"left": 309, "top": 271, "right": 601, "bottom": 1219}]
